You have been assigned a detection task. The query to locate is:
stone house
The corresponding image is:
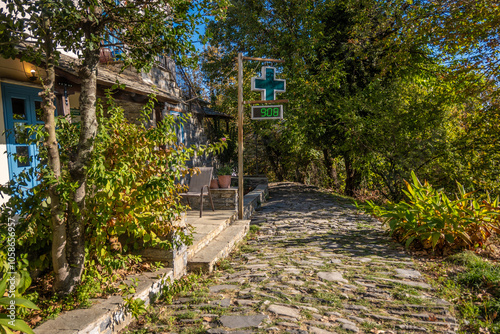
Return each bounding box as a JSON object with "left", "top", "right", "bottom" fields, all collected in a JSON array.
[{"left": 0, "top": 47, "right": 230, "bottom": 205}]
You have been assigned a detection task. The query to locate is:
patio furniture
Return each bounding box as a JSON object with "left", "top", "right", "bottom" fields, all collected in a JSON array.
[{"left": 180, "top": 167, "right": 215, "bottom": 217}]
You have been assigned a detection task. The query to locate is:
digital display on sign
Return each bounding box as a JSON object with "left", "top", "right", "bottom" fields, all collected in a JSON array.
[{"left": 251, "top": 105, "right": 283, "bottom": 120}]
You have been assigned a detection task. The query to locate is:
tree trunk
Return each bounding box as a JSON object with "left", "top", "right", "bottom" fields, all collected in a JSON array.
[
  {"left": 40, "top": 26, "right": 69, "bottom": 294},
  {"left": 63, "top": 44, "right": 100, "bottom": 294},
  {"left": 343, "top": 154, "right": 362, "bottom": 197},
  {"left": 262, "top": 137, "right": 285, "bottom": 181},
  {"left": 323, "top": 148, "right": 339, "bottom": 189}
]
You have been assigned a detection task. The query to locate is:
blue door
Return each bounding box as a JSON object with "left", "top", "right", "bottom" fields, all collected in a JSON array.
[{"left": 2, "top": 83, "right": 44, "bottom": 188}]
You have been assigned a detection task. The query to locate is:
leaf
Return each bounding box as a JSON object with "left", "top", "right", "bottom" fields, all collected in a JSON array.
[
  {"left": 0, "top": 274, "right": 8, "bottom": 296},
  {"left": 1, "top": 323, "right": 15, "bottom": 334},
  {"left": 0, "top": 315, "right": 35, "bottom": 334},
  {"left": 444, "top": 234, "right": 455, "bottom": 243},
  {"left": 431, "top": 232, "right": 441, "bottom": 249},
  {"left": 411, "top": 171, "right": 422, "bottom": 187},
  {"left": 0, "top": 297, "right": 39, "bottom": 310},
  {"left": 405, "top": 236, "right": 416, "bottom": 249},
  {"left": 455, "top": 231, "right": 473, "bottom": 246},
  {"left": 456, "top": 181, "right": 465, "bottom": 197}
]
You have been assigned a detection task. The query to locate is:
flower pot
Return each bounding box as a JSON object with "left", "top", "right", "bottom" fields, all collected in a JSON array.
[
  {"left": 218, "top": 175, "right": 232, "bottom": 188},
  {"left": 210, "top": 179, "right": 219, "bottom": 189}
]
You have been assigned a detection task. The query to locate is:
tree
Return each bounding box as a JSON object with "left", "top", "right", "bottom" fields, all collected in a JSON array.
[
  {"left": 407, "top": 0, "right": 500, "bottom": 98},
  {"left": 203, "top": 0, "right": 450, "bottom": 197},
  {"left": 1, "top": 0, "right": 228, "bottom": 294}
]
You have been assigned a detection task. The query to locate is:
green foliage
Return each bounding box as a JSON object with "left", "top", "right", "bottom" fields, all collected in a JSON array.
[
  {"left": 0, "top": 0, "right": 231, "bottom": 69},
  {"left": 216, "top": 165, "right": 233, "bottom": 176},
  {"left": 119, "top": 279, "right": 147, "bottom": 320},
  {"left": 448, "top": 251, "right": 500, "bottom": 297},
  {"left": 0, "top": 260, "right": 39, "bottom": 334},
  {"left": 440, "top": 99, "right": 500, "bottom": 198},
  {"left": 17, "top": 256, "right": 140, "bottom": 324},
  {"left": 0, "top": 0, "right": 232, "bottom": 295},
  {"left": 86, "top": 95, "right": 193, "bottom": 259},
  {"left": 407, "top": 0, "right": 500, "bottom": 99},
  {"left": 87, "top": 95, "right": 225, "bottom": 260},
  {"left": 0, "top": 92, "right": 226, "bottom": 297},
  {"left": 160, "top": 273, "right": 204, "bottom": 305},
  {"left": 428, "top": 252, "right": 500, "bottom": 332},
  {"left": 202, "top": 0, "right": 465, "bottom": 198},
  {"left": 361, "top": 172, "right": 500, "bottom": 252},
  {"left": 201, "top": 0, "right": 500, "bottom": 204}
]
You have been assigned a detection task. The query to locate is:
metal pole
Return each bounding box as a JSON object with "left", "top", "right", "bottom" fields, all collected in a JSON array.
[{"left": 237, "top": 52, "right": 244, "bottom": 220}]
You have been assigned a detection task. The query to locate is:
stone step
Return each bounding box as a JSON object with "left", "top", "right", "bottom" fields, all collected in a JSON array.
[
  {"left": 188, "top": 220, "right": 251, "bottom": 273},
  {"left": 186, "top": 211, "right": 237, "bottom": 260}
]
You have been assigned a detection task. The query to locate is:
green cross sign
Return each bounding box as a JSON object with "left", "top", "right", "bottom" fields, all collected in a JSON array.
[{"left": 251, "top": 66, "right": 286, "bottom": 101}]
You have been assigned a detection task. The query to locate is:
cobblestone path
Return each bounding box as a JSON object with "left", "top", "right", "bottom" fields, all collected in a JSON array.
[{"left": 125, "top": 182, "right": 458, "bottom": 334}]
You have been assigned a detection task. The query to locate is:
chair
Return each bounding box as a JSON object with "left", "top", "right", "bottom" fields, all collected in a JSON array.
[{"left": 180, "top": 167, "right": 215, "bottom": 217}]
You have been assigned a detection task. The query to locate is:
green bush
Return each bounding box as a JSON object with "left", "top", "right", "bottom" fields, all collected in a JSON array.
[
  {"left": 0, "top": 91, "right": 226, "bottom": 291},
  {"left": 0, "top": 259, "right": 39, "bottom": 334},
  {"left": 361, "top": 171, "right": 500, "bottom": 252},
  {"left": 85, "top": 95, "right": 205, "bottom": 260}
]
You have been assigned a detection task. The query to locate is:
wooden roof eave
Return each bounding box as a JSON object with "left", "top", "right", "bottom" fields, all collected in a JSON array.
[{"left": 55, "top": 67, "right": 181, "bottom": 105}]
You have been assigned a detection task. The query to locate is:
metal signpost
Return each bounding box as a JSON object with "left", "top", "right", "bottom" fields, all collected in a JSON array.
[{"left": 237, "top": 53, "right": 287, "bottom": 219}]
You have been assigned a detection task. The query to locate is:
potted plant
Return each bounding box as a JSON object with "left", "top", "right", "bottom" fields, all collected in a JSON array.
[{"left": 217, "top": 165, "right": 233, "bottom": 188}]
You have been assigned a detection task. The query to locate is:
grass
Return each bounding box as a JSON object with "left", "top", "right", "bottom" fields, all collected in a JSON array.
[
  {"left": 312, "top": 291, "right": 342, "bottom": 308},
  {"left": 419, "top": 250, "right": 500, "bottom": 333},
  {"left": 359, "top": 321, "right": 382, "bottom": 331},
  {"left": 179, "top": 324, "right": 206, "bottom": 334},
  {"left": 392, "top": 287, "right": 424, "bottom": 305},
  {"left": 356, "top": 222, "right": 377, "bottom": 229},
  {"left": 249, "top": 224, "right": 260, "bottom": 233},
  {"left": 448, "top": 251, "right": 500, "bottom": 294},
  {"left": 239, "top": 244, "right": 258, "bottom": 253},
  {"left": 176, "top": 310, "right": 198, "bottom": 320},
  {"left": 216, "top": 258, "right": 233, "bottom": 271}
]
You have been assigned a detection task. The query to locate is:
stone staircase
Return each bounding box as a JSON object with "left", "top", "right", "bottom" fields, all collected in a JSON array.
[
  {"left": 182, "top": 183, "right": 269, "bottom": 274},
  {"left": 186, "top": 211, "right": 250, "bottom": 272},
  {"left": 34, "top": 183, "right": 269, "bottom": 334}
]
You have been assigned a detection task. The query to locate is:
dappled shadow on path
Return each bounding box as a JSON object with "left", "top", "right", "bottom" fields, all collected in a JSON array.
[{"left": 253, "top": 182, "right": 410, "bottom": 261}]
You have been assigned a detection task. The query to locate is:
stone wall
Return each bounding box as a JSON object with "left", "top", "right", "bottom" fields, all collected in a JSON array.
[
  {"left": 114, "top": 100, "right": 148, "bottom": 125},
  {"left": 185, "top": 177, "right": 269, "bottom": 212},
  {"left": 141, "top": 58, "right": 180, "bottom": 96},
  {"left": 184, "top": 188, "right": 238, "bottom": 211},
  {"left": 183, "top": 113, "right": 215, "bottom": 169},
  {"left": 243, "top": 184, "right": 269, "bottom": 219},
  {"left": 230, "top": 176, "right": 269, "bottom": 189}
]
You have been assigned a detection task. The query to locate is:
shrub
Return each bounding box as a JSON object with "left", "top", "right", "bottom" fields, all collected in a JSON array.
[
  {"left": 0, "top": 91, "right": 227, "bottom": 277},
  {"left": 361, "top": 171, "right": 500, "bottom": 252},
  {"left": 0, "top": 258, "right": 39, "bottom": 334}
]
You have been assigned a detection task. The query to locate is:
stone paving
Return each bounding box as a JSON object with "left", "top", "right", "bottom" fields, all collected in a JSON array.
[{"left": 122, "top": 182, "right": 458, "bottom": 334}]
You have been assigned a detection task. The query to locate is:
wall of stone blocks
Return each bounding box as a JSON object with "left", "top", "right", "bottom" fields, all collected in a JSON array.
[
  {"left": 230, "top": 176, "right": 269, "bottom": 189},
  {"left": 185, "top": 177, "right": 269, "bottom": 212},
  {"left": 184, "top": 188, "right": 238, "bottom": 211}
]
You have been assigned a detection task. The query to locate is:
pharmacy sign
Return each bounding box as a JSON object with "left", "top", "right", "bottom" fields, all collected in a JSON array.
[{"left": 251, "top": 66, "right": 286, "bottom": 101}]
